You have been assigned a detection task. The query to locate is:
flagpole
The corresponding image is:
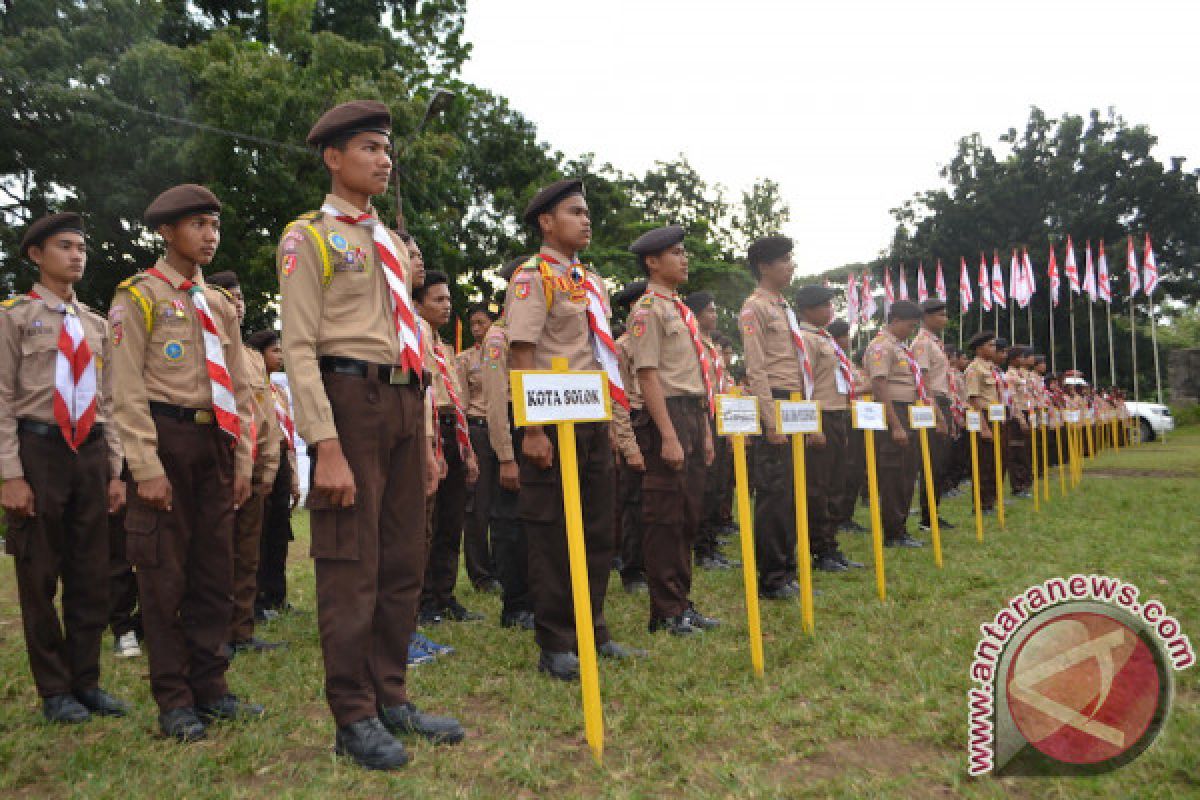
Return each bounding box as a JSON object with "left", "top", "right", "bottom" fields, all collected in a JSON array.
[
  {"left": 1048, "top": 293, "right": 1057, "bottom": 374},
  {"left": 1147, "top": 291, "right": 1163, "bottom": 404},
  {"left": 1068, "top": 294, "right": 1077, "bottom": 371},
  {"left": 1025, "top": 306, "right": 1032, "bottom": 346},
  {"left": 1106, "top": 302, "right": 1116, "bottom": 387},
  {"left": 958, "top": 307, "right": 963, "bottom": 350},
  {"left": 1129, "top": 301, "right": 1139, "bottom": 403}
]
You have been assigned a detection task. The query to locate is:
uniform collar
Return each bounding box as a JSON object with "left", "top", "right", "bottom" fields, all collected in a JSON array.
[
  {"left": 151, "top": 259, "right": 204, "bottom": 290},
  {"left": 753, "top": 286, "right": 786, "bottom": 306},
  {"left": 323, "top": 193, "right": 377, "bottom": 221},
  {"left": 646, "top": 280, "right": 678, "bottom": 299},
  {"left": 31, "top": 281, "right": 75, "bottom": 306},
  {"left": 797, "top": 319, "right": 822, "bottom": 333},
  {"left": 538, "top": 245, "right": 577, "bottom": 270}
]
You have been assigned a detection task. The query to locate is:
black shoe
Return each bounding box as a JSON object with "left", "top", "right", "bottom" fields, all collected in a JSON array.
[
  {"left": 43, "top": 694, "right": 90, "bottom": 724},
  {"left": 379, "top": 702, "right": 465, "bottom": 745},
  {"left": 834, "top": 552, "right": 865, "bottom": 569},
  {"left": 441, "top": 600, "right": 483, "bottom": 622},
  {"left": 684, "top": 605, "right": 721, "bottom": 629},
  {"left": 842, "top": 520, "right": 868, "bottom": 534},
  {"left": 814, "top": 554, "right": 849, "bottom": 573},
  {"left": 622, "top": 578, "right": 648, "bottom": 594},
  {"left": 335, "top": 717, "right": 409, "bottom": 770},
  {"left": 938, "top": 517, "right": 956, "bottom": 529},
  {"left": 760, "top": 583, "right": 799, "bottom": 600},
  {"left": 501, "top": 610, "right": 536, "bottom": 630},
  {"left": 1013, "top": 490, "right": 1033, "bottom": 499},
  {"left": 715, "top": 553, "right": 741, "bottom": 568},
  {"left": 982, "top": 508, "right": 996, "bottom": 517},
  {"left": 74, "top": 687, "right": 128, "bottom": 717},
  {"left": 538, "top": 651, "right": 580, "bottom": 681},
  {"left": 231, "top": 636, "right": 287, "bottom": 654},
  {"left": 475, "top": 579, "right": 503, "bottom": 594},
  {"left": 696, "top": 555, "right": 732, "bottom": 570},
  {"left": 195, "top": 693, "right": 266, "bottom": 723},
  {"left": 885, "top": 535, "right": 925, "bottom": 548},
  {"left": 649, "top": 615, "right": 701, "bottom": 635},
  {"left": 253, "top": 607, "right": 280, "bottom": 624},
  {"left": 159, "top": 707, "right": 206, "bottom": 741},
  {"left": 418, "top": 608, "right": 444, "bottom": 626},
  {"left": 598, "top": 640, "right": 647, "bottom": 659}
]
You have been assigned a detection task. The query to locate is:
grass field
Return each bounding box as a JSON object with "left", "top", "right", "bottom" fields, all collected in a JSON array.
[{"left": 1, "top": 430, "right": 1197, "bottom": 798}]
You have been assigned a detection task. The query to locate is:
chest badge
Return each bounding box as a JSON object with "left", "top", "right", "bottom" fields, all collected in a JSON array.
[
  {"left": 328, "top": 232, "right": 349, "bottom": 252},
  {"left": 163, "top": 339, "right": 185, "bottom": 362}
]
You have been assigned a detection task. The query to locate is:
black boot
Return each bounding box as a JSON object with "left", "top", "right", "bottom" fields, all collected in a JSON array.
[{"left": 335, "top": 717, "right": 409, "bottom": 770}]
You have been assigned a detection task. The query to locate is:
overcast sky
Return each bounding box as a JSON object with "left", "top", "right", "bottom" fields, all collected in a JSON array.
[{"left": 460, "top": 0, "right": 1198, "bottom": 276}]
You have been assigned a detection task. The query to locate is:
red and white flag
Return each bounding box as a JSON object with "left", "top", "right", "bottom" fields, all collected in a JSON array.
[
  {"left": 1009, "top": 249, "right": 1025, "bottom": 308},
  {"left": 991, "top": 251, "right": 1007, "bottom": 309},
  {"left": 1064, "top": 235, "right": 1080, "bottom": 294},
  {"left": 1127, "top": 235, "right": 1141, "bottom": 297},
  {"left": 916, "top": 262, "right": 928, "bottom": 303},
  {"left": 935, "top": 259, "right": 947, "bottom": 302},
  {"left": 898, "top": 264, "right": 909, "bottom": 301},
  {"left": 1082, "top": 240, "right": 1097, "bottom": 302},
  {"left": 1097, "top": 240, "right": 1112, "bottom": 303},
  {"left": 861, "top": 273, "right": 878, "bottom": 322},
  {"left": 1048, "top": 245, "right": 1060, "bottom": 308},
  {"left": 846, "top": 271, "right": 859, "bottom": 325},
  {"left": 1143, "top": 233, "right": 1159, "bottom": 295},
  {"left": 883, "top": 267, "right": 895, "bottom": 309},
  {"left": 958, "top": 257, "right": 973, "bottom": 310},
  {"left": 1022, "top": 247, "right": 1037, "bottom": 301},
  {"left": 978, "top": 253, "right": 992, "bottom": 312}
]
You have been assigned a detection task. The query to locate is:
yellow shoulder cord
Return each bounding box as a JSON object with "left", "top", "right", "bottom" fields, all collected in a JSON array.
[
  {"left": 125, "top": 285, "right": 154, "bottom": 334},
  {"left": 289, "top": 222, "right": 333, "bottom": 287}
]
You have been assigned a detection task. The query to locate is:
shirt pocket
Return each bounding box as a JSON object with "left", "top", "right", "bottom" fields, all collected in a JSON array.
[{"left": 149, "top": 319, "right": 197, "bottom": 371}]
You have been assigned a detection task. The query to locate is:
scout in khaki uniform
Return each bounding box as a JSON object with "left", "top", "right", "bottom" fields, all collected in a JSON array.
[
  {"left": 625, "top": 225, "right": 718, "bottom": 635},
  {"left": 481, "top": 263, "right": 535, "bottom": 629},
  {"left": 792, "top": 285, "right": 864, "bottom": 570},
  {"left": 277, "top": 101, "right": 461, "bottom": 771},
  {"left": 109, "top": 185, "right": 263, "bottom": 741},
  {"left": 687, "top": 290, "right": 736, "bottom": 571},
  {"left": 863, "top": 300, "right": 924, "bottom": 548},
  {"left": 458, "top": 302, "right": 502, "bottom": 593},
  {"left": 1, "top": 213, "right": 128, "bottom": 723},
  {"left": 739, "top": 236, "right": 805, "bottom": 597},
  {"left": 611, "top": 280, "right": 647, "bottom": 594},
  {"left": 964, "top": 331, "right": 1001, "bottom": 513},
  {"left": 506, "top": 178, "right": 642, "bottom": 681},
  {"left": 416, "top": 269, "right": 481, "bottom": 624},
  {"left": 911, "top": 299, "right": 955, "bottom": 532},
  {"left": 831, "top": 321, "right": 868, "bottom": 533},
  {"left": 206, "top": 271, "right": 285, "bottom": 653}
]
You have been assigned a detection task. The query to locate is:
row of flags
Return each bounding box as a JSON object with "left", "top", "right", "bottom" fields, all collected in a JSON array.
[{"left": 844, "top": 234, "right": 1161, "bottom": 326}]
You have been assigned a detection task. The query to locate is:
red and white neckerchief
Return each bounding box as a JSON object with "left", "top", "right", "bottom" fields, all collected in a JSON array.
[
  {"left": 322, "top": 203, "right": 423, "bottom": 376},
  {"left": 272, "top": 383, "right": 296, "bottom": 452},
  {"left": 816, "top": 327, "right": 856, "bottom": 401},
  {"left": 948, "top": 370, "right": 967, "bottom": 425},
  {"left": 992, "top": 366, "right": 1012, "bottom": 410},
  {"left": 147, "top": 268, "right": 240, "bottom": 442},
  {"left": 538, "top": 254, "right": 630, "bottom": 411},
  {"left": 783, "top": 306, "right": 816, "bottom": 401},
  {"left": 648, "top": 289, "right": 714, "bottom": 410},
  {"left": 433, "top": 341, "right": 471, "bottom": 459},
  {"left": 896, "top": 338, "right": 930, "bottom": 404},
  {"left": 28, "top": 289, "right": 97, "bottom": 450}
]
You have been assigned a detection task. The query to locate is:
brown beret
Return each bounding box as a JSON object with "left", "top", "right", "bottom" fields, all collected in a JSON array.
[
  {"left": 629, "top": 224, "right": 685, "bottom": 256},
  {"left": 794, "top": 284, "right": 838, "bottom": 308},
  {"left": 888, "top": 300, "right": 923, "bottom": 321},
  {"left": 307, "top": 100, "right": 391, "bottom": 148},
  {"left": 967, "top": 330, "right": 996, "bottom": 351},
  {"left": 522, "top": 178, "right": 584, "bottom": 227},
  {"left": 921, "top": 298, "right": 947, "bottom": 314},
  {"left": 144, "top": 184, "right": 221, "bottom": 228},
  {"left": 20, "top": 212, "right": 85, "bottom": 256},
  {"left": 747, "top": 235, "right": 793, "bottom": 267}
]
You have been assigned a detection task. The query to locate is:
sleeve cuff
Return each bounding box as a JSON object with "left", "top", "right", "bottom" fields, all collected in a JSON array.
[
  {"left": 494, "top": 444, "right": 515, "bottom": 462},
  {"left": 129, "top": 461, "right": 166, "bottom": 482}
]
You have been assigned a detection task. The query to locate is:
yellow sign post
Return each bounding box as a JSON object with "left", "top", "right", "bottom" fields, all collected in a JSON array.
[
  {"left": 777, "top": 394, "right": 820, "bottom": 634},
  {"left": 853, "top": 400, "right": 889, "bottom": 602},
  {"left": 1039, "top": 410, "right": 1051, "bottom": 504},
  {"left": 1085, "top": 411, "right": 1096, "bottom": 460},
  {"left": 715, "top": 393, "right": 765, "bottom": 677},
  {"left": 909, "top": 403, "right": 942, "bottom": 568},
  {"left": 988, "top": 404, "right": 1006, "bottom": 529},
  {"left": 966, "top": 411, "right": 984, "bottom": 542},
  {"left": 1028, "top": 410, "right": 1040, "bottom": 513},
  {"left": 510, "top": 358, "right": 613, "bottom": 764}
]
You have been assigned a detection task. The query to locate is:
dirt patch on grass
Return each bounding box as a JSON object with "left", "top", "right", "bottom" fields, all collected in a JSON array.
[
  {"left": 767, "top": 736, "right": 955, "bottom": 794},
  {"left": 1088, "top": 467, "right": 1196, "bottom": 478}
]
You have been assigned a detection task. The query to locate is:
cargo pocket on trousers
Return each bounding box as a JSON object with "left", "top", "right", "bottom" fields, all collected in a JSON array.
[
  {"left": 3, "top": 513, "right": 37, "bottom": 561},
  {"left": 124, "top": 506, "right": 160, "bottom": 568},
  {"left": 642, "top": 473, "right": 685, "bottom": 525},
  {"left": 307, "top": 494, "right": 360, "bottom": 561}
]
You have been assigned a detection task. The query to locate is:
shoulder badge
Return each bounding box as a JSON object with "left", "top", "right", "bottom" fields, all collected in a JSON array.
[
  {"left": 297, "top": 210, "right": 324, "bottom": 223},
  {"left": 739, "top": 307, "right": 755, "bottom": 336},
  {"left": 638, "top": 295, "right": 654, "bottom": 308},
  {"left": 1, "top": 296, "right": 28, "bottom": 310}
]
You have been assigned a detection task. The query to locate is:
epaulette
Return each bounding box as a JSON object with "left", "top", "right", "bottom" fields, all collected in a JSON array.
[
  {"left": 1, "top": 296, "right": 28, "bottom": 309},
  {"left": 296, "top": 210, "right": 324, "bottom": 223},
  {"left": 117, "top": 274, "right": 154, "bottom": 332},
  {"left": 211, "top": 284, "right": 234, "bottom": 303},
  {"left": 519, "top": 255, "right": 541, "bottom": 272},
  {"left": 286, "top": 214, "right": 333, "bottom": 288},
  {"left": 637, "top": 295, "right": 654, "bottom": 308},
  {"left": 116, "top": 273, "right": 149, "bottom": 291}
]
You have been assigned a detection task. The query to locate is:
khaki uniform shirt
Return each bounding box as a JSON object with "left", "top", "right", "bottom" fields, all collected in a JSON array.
[
  {"left": 456, "top": 343, "right": 487, "bottom": 418},
  {"left": 611, "top": 333, "right": 641, "bottom": 463},
  {"left": 626, "top": 284, "right": 706, "bottom": 398},
  {"left": 865, "top": 329, "right": 917, "bottom": 403},
  {"left": 270, "top": 380, "right": 300, "bottom": 493},
  {"left": 480, "top": 321, "right": 514, "bottom": 462},
  {"left": 504, "top": 248, "right": 606, "bottom": 372},
  {"left": 797, "top": 321, "right": 849, "bottom": 411},
  {"left": 0, "top": 283, "right": 123, "bottom": 480},
  {"left": 1006, "top": 366, "right": 1029, "bottom": 411},
  {"left": 429, "top": 333, "right": 463, "bottom": 412},
  {"left": 276, "top": 193, "right": 415, "bottom": 445},
  {"left": 244, "top": 345, "right": 281, "bottom": 488},
  {"left": 109, "top": 261, "right": 253, "bottom": 482},
  {"left": 739, "top": 287, "right": 802, "bottom": 434},
  {"left": 911, "top": 328, "right": 949, "bottom": 398},
  {"left": 965, "top": 357, "right": 1000, "bottom": 405}
]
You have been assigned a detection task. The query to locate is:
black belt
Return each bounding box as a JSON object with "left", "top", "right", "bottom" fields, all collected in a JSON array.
[
  {"left": 467, "top": 416, "right": 488, "bottom": 428},
  {"left": 319, "top": 355, "right": 424, "bottom": 387},
  {"left": 149, "top": 401, "right": 216, "bottom": 425},
  {"left": 17, "top": 418, "right": 105, "bottom": 445},
  {"left": 438, "top": 411, "right": 458, "bottom": 426},
  {"left": 771, "top": 388, "right": 804, "bottom": 400},
  {"left": 666, "top": 395, "right": 708, "bottom": 411}
]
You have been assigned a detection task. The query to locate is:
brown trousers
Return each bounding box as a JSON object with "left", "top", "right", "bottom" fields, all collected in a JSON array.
[
  {"left": 834, "top": 426, "right": 867, "bottom": 526},
  {"left": 1006, "top": 416, "right": 1032, "bottom": 494},
  {"left": 230, "top": 489, "right": 267, "bottom": 642},
  {"left": 978, "top": 421, "right": 1008, "bottom": 510},
  {"left": 919, "top": 397, "right": 952, "bottom": 526},
  {"left": 875, "top": 402, "right": 918, "bottom": 541},
  {"left": 462, "top": 420, "right": 498, "bottom": 587},
  {"left": 634, "top": 401, "right": 707, "bottom": 621},
  {"left": 124, "top": 416, "right": 235, "bottom": 712},
  {"left": 107, "top": 466, "right": 141, "bottom": 639},
  {"left": 422, "top": 415, "right": 469, "bottom": 611},
  {"left": 517, "top": 421, "right": 614, "bottom": 654},
  {"left": 806, "top": 411, "right": 848, "bottom": 558},
  {"left": 308, "top": 373, "right": 425, "bottom": 727},
  {"left": 750, "top": 438, "right": 798, "bottom": 591},
  {"left": 6, "top": 429, "right": 110, "bottom": 698}
]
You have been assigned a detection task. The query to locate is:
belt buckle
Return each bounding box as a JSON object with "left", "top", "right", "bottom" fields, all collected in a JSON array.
[
  {"left": 194, "top": 409, "right": 214, "bottom": 424},
  {"left": 387, "top": 366, "right": 410, "bottom": 385}
]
